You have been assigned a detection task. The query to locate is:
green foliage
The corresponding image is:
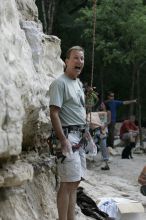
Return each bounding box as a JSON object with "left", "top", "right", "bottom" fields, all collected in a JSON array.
[
  {"left": 77, "top": 0, "right": 146, "bottom": 67},
  {"left": 74, "top": 0, "right": 146, "bottom": 120},
  {"left": 53, "top": 1, "right": 89, "bottom": 59},
  {"left": 40, "top": 0, "right": 146, "bottom": 121}
]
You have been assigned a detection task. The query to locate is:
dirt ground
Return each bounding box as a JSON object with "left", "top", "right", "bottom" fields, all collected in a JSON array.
[{"left": 76, "top": 145, "right": 146, "bottom": 219}]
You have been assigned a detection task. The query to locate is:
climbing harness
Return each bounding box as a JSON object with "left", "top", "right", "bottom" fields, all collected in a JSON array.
[{"left": 47, "top": 126, "right": 86, "bottom": 162}]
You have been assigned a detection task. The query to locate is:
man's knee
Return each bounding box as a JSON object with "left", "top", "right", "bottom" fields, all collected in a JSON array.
[
  {"left": 61, "top": 181, "right": 80, "bottom": 191},
  {"left": 69, "top": 181, "right": 80, "bottom": 190}
]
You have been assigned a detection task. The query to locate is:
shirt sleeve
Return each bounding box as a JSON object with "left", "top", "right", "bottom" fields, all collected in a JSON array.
[
  {"left": 115, "top": 100, "right": 123, "bottom": 107},
  {"left": 49, "top": 80, "right": 64, "bottom": 108}
]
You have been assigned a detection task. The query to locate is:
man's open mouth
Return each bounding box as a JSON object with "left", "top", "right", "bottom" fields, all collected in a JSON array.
[{"left": 75, "top": 66, "right": 81, "bottom": 70}]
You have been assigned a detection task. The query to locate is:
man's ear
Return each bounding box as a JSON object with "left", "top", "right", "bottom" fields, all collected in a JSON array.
[
  {"left": 65, "top": 58, "right": 68, "bottom": 69},
  {"left": 65, "top": 58, "right": 68, "bottom": 64}
]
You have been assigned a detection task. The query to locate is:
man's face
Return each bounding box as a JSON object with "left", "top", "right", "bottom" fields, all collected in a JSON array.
[
  {"left": 65, "top": 50, "right": 84, "bottom": 79},
  {"left": 108, "top": 93, "right": 114, "bottom": 100}
]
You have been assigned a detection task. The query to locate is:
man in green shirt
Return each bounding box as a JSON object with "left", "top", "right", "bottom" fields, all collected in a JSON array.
[{"left": 49, "top": 46, "right": 86, "bottom": 220}]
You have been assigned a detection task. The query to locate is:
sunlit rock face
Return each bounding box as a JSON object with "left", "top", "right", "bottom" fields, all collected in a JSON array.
[
  {"left": 16, "top": 0, "right": 38, "bottom": 21},
  {"left": 0, "top": 152, "right": 58, "bottom": 220},
  {"left": 0, "top": 1, "right": 62, "bottom": 219},
  {"left": 0, "top": 0, "right": 63, "bottom": 158},
  {"left": 0, "top": 161, "right": 33, "bottom": 187}
]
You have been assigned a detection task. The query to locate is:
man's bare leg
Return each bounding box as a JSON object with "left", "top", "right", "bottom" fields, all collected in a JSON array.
[
  {"left": 57, "top": 181, "right": 80, "bottom": 220},
  {"left": 57, "top": 182, "right": 69, "bottom": 220},
  {"left": 67, "top": 181, "right": 80, "bottom": 220}
]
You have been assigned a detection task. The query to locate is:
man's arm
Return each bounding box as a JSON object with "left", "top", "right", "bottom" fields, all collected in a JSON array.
[
  {"left": 50, "top": 105, "right": 66, "bottom": 141},
  {"left": 50, "top": 105, "right": 71, "bottom": 154},
  {"left": 123, "top": 99, "right": 136, "bottom": 105}
]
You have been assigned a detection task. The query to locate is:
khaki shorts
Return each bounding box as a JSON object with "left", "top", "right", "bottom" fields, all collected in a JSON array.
[{"left": 57, "top": 132, "right": 86, "bottom": 182}]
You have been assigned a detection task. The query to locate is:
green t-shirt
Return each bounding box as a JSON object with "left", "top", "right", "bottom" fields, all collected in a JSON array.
[{"left": 49, "top": 74, "right": 86, "bottom": 126}]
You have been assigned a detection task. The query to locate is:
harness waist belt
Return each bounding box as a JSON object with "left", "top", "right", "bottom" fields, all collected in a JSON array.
[{"left": 62, "top": 124, "right": 86, "bottom": 132}]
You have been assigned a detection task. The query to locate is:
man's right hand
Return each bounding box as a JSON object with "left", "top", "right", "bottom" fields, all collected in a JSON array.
[{"left": 60, "top": 138, "right": 73, "bottom": 157}]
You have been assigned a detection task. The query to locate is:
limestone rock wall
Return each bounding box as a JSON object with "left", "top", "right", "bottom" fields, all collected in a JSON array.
[
  {"left": 0, "top": 0, "right": 63, "bottom": 158},
  {"left": 0, "top": 152, "right": 58, "bottom": 220},
  {"left": 0, "top": 0, "right": 63, "bottom": 219}
]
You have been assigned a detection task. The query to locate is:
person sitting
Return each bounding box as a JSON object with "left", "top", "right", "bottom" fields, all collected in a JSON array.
[
  {"left": 87, "top": 102, "right": 111, "bottom": 170},
  {"left": 120, "top": 115, "right": 139, "bottom": 159}
]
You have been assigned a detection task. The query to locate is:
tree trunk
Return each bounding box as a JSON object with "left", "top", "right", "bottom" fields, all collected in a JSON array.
[
  {"left": 41, "top": 0, "right": 47, "bottom": 33},
  {"left": 136, "top": 68, "right": 143, "bottom": 148},
  {"left": 129, "top": 63, "right": 137, "bottom": 115},
  {"left": 47, "top": 0, "right": 56, "bottom": 34},
  {"left": 36, "top": 0, "right": 57, "bottom": 34},
  {"left": 100, "top": 66, "right": 104, "bottom": 102}
]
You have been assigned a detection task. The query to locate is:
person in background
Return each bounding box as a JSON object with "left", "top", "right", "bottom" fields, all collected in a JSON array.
[
  {"left": 49, "top": 46, "right": 86, "bottom": 220},
  {"left": 138, "top": 166, "right": 146, "bottom": 185},
  {"left": 87, "top": 102, "right": 111, "bottom": 170},
  {"left": 120, "top": 115, "right": 139, "bottom": 159},
  {"left": 85, "top": 85, "right": 99, "bottom": 113},
  {"left": 97, "top": 102, "right": 111, "bottom": 170},
  {"left": 138, "top": 166, "right": 146, "bottom": 196},
  {"left": 105, "top": 91, "right": 137, "bottom": 148}
]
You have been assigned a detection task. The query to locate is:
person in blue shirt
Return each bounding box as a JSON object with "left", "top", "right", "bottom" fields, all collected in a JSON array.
[{"left": 105, "top": 91, "right": 136, "bottom": 148}]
